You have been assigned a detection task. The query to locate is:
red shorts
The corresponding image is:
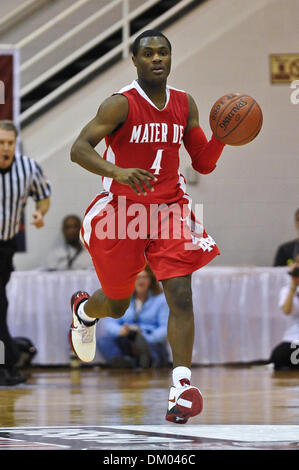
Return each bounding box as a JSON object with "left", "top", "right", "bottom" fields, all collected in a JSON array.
[{"left": 81, "top": 192, "right": 220, "bottom": 299}]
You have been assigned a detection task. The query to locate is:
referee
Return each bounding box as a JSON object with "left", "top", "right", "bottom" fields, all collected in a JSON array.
[{"left": 0, "top": 120, "right": 51, "bottom": 385}]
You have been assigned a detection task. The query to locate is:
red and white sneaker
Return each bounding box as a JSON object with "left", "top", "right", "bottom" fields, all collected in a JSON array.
[
  {"left": 69, "top": 291, "right": 97, "bottom": 363},
  {"left": 165, "top": 379, "right": 203, "bottom": 424}
]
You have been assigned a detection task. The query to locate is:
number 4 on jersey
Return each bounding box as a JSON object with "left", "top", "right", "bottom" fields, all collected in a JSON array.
[{"left": 150, "top": 149, "right": 164, "bottom": 175}]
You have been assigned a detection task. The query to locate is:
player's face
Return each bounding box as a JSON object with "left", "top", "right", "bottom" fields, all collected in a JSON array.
[
  {"left": 0, "top": 128, "right": 16, "bottom": 169},
  {"left": 295, "top": 213, "right": 299, "bottom": 236},
  {"left": 132, "top": 37, "right": 171, "bottom": 84}
]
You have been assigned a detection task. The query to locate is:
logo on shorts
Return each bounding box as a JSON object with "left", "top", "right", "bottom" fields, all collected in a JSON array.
[{"left": 197, "top": 235, "right": 216, "bottom": 252}]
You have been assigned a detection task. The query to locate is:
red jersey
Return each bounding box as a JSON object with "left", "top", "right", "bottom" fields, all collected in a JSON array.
[{"left": 102, "top": 80, "right": 189, "bottom": 204}]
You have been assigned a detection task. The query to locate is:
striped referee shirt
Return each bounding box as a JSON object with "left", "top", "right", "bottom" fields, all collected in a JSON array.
[{"left": 0, "top": 154, "right": 51, "bottom": 241}]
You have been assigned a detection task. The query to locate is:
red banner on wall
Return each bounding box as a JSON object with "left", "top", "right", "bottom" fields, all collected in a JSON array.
[
  {"left": 0, "top": 54, "right": 13, "bottom": 119},
  {"left": 0, "top": 49, "right": 24, "bottom": 250}
]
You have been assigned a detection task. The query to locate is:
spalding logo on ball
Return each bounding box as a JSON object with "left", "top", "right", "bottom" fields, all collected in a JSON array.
[{"left": 209, "top": 94, "right": 263, "bottom": 145}]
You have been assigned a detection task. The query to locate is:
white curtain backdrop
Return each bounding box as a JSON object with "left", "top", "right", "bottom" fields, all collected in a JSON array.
[{"left": 6, "top": 267, "right": 290, "bottom": 365}]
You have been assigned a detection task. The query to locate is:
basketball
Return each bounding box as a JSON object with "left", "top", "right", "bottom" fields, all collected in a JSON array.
[{"left": 209, "top": 93, "right": 263, "bottom": 145}]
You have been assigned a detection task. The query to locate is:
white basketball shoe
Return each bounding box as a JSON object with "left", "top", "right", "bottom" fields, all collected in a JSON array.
[
  {"left": 165, "top": 378, "right": 203, "bottom": 424},
  {"left": 69, "top": 291, "right": 98, "bottom": 363}
]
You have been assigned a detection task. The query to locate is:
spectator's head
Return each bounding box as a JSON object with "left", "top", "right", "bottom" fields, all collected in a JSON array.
[
  {"left": 0, "top": 120, "right": 18, "bottom": 170},
  {"left": 135, "top": 264, "right": 162, "bottom": 299},
  {"left": 62, "top": 215, "right": 81, "bottom": 246},
  {"left": 295, "top": 208, "right": 299, "bottom": 237}
]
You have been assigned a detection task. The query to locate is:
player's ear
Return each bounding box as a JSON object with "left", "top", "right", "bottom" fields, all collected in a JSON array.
[{"left": 132, "top": 55, "right": 137, "bottom": 68}]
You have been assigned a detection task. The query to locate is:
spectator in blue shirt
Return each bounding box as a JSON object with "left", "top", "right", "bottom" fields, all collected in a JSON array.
[{"left": 97, "top": 264, "right": 170, "bottom": 368}]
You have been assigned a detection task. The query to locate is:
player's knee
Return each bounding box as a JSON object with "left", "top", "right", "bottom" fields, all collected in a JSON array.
[
  {"left": 107, "top": 297, "right": 130, "bottom": 319},
  {"left": 171, "top": 296, "right": 193, "bottom": 316},
  {"left": 164, "top": 278, "right": 193, "bottom": 313}
]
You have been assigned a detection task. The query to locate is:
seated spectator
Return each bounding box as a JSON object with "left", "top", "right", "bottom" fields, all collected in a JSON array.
[
  {"left": 269, "top": 256, "right": 299, "bottom": 370},
  {"left": 273, "top": 208, "right": 299, "bottom": 266},
  {"left": 45, "top": 214, "right": 93, "bottom": 270},
  {"left": 97, "top": 265, "right": 170, "bottom": 369}
]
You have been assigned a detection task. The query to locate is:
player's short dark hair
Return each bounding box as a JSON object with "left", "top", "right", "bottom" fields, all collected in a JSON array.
[
  {"left": 132, "top": 29, "right": 172, "bottom": 57},
  {"left": 0, "top": 120, "right": 18, "bottom": 137}
]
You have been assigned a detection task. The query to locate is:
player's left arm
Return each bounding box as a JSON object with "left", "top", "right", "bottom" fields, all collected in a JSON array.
[{"left": 184, "top": 94, "right": 225, "bottom": 174}]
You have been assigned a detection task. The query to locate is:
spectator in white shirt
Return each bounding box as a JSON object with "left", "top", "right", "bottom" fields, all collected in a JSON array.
[{"left": 45, "top": 215, "right": 93, "bottom": 270}]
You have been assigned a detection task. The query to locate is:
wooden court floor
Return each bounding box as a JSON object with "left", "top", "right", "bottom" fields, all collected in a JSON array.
[{"left": 0, "top": 364, "right": 298, "bottom": 428}]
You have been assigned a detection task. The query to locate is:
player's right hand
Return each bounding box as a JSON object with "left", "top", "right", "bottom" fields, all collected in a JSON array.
[{"left": 113, "top": 167, "right": 157, "bottom": 195}]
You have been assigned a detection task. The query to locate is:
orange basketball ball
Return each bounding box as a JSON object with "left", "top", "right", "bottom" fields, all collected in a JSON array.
[{"left": 209, "top": 93, "right": 263, "bottom": 145}]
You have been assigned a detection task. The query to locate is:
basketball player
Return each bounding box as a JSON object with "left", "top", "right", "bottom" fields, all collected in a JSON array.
[{"left": 70, "top": 30, "right": 225, "bottom": 423}]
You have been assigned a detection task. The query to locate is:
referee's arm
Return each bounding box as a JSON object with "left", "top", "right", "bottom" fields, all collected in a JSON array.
[
  {"left": 32, "top": 197, "right": 50, "bottom": 228},
  {"left": 29, "top": 160, "right": 51, "bottom": 228}
]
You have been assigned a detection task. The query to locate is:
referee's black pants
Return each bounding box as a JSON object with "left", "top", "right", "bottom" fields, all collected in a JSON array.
[{"left": 0, "top": 238, "right": 20, "bottom": 369}]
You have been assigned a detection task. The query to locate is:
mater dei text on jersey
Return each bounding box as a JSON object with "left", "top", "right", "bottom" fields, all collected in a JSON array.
[{"left": 129, "top": 123, "right": 185, "bottom": 144}]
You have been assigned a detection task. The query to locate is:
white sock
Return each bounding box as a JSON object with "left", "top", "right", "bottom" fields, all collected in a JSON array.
[
  {"left": 172, "top": 366, "right": 191, "bottom": 388},
  {"left": 77, "top": 300, "right": 96, "bottom": 324}
]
